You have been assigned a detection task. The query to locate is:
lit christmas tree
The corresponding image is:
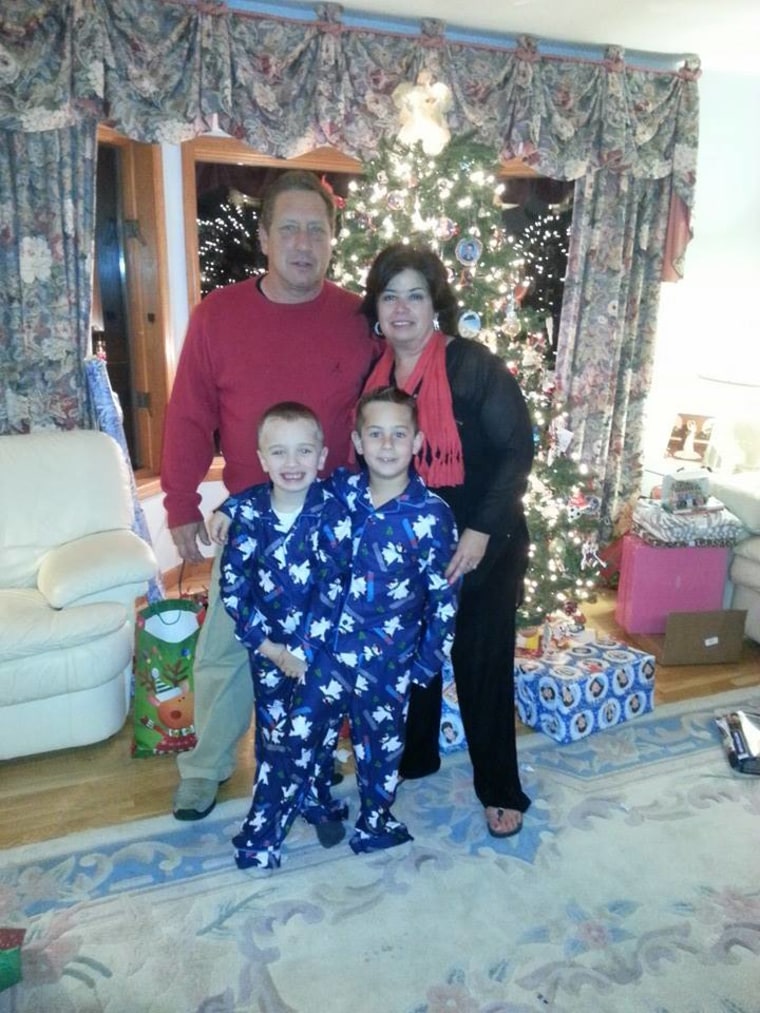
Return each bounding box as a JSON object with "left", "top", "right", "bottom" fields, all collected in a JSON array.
[
  {"left": 197, "top": 188, "right": 262, "bottom": 298},
  {"left": 329, "top": 135, "right": 602, "bottom": 629}
]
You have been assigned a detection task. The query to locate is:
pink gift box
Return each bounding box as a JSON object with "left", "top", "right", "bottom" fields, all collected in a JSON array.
[{"left": 616, "top": 534, "right": 729, "bottom": 635}]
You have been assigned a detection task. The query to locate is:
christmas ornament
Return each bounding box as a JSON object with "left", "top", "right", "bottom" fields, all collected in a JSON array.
[
  {"left": 503, "top": 309, "right": 522, "bottom": 338},
  {"left": 436, "top": 217, "right": 459, "bottom": 241},
  {"left": 392, "top": 71, "right": 453, "bottom": 156},
  {"left": 567, "top": 492, "right": 589, "bottom": 522},
  {"left": 581, "top": 536, "right": 604, "bottom": 571},
  {"left": 455, "top": 236, "right": 483, "bottom": 266},
  {"left": 458, "top": 310, "right": 482, "bottom": 339}
]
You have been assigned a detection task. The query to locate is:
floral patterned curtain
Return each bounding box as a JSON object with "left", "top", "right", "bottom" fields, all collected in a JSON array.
[
  {"left": 0, "top": 0, "right": 700, "bottom": 529},
  {"left": 556, "top": 171, "right": 673, "bottom": 540},
  {"left": 0, "top": 120, "right": 97, "bottom": 432}
]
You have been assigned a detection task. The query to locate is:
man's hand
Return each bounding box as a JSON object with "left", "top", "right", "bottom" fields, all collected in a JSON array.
[{"left": 170, "top": 521, "right": 211, "bottom": 564}]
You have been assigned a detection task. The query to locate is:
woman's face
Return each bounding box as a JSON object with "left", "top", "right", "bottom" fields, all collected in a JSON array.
[{"left": 376, "top": 268, "right": 436, "bottom": 351}]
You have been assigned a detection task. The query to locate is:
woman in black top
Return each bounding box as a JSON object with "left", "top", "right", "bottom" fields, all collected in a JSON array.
[{"left": 359, "top": 243, "right": 534, "bottom": 838}]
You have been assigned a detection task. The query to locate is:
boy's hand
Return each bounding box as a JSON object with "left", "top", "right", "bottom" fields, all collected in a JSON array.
[
  {"left": 276, "top": 648, "right": 307, "bottom": 682},
  {"left": 260, "top": 640, "right": 307, "bottom": 682},
  {"left": 208, "top": 510, "right": 232, "bottom": 545}
]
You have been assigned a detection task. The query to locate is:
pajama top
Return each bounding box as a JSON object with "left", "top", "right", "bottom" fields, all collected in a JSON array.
[
  {"left": 327, "top": 468, "right": 459, "bottom": 687},
  {"left": 219, "top": 480, "right": 352, "bottom": 661}
]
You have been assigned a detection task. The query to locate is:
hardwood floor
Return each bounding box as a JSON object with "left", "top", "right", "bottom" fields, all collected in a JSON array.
[{"left": 2, "top": 563, "right": 758, "bottom": 851}]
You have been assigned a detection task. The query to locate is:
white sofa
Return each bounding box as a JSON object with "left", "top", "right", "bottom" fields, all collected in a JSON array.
[
  {"left": 0, "top": 430, "right": 158, "bottom": 759},
  {"left": 709, "top": 471, "right": 760, "bottom": 645}
]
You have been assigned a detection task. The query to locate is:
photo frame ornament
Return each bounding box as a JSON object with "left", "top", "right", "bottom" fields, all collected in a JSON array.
[{"left": 455, "top": 236, "right": 483, "bottom": 266}]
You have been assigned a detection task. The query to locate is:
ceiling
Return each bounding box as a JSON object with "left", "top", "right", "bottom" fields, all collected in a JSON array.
[{"left": 337, "top": 0, "right": 760, "bottom": 74}]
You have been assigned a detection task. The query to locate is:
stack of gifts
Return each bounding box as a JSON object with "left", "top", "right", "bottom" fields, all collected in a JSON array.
[
  {"left": 632, "top": 474, "right": 747, "bottom": 549},
  {"left": 513, "top": 604, "right": 656, "bottom": 744}
]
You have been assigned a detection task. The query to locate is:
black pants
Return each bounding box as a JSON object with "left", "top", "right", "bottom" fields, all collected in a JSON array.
[{"left": 400, "top": 546, "right": 531, "bottom": 814}]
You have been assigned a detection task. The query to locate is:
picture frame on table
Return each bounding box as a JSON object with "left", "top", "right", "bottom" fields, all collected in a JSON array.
[{"left": 663, "top": 412, "right": 715, "bottom": 465}]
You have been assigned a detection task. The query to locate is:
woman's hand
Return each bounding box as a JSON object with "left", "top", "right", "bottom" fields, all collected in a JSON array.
[{"left": 446, "top": 528, "right": 490, "bottom": 584}]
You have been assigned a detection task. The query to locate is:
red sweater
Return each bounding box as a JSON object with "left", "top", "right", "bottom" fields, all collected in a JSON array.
[{"left": 161, "top": 279, "right": 376, "bottom": 529}]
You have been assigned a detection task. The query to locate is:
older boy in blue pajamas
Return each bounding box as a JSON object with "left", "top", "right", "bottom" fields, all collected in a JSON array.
[
  {"left": 232, "top": 387, "right": 459, "bottom": 867},
  {"left": 215, "top": 402, "right": 353, "bottom": 859}
]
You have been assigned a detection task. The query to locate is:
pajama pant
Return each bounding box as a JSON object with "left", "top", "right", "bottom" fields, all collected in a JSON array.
[
  {"left": 232, "top": 655, "right": 347, "bottom": 869},
  {"left": 234, "top": 652, "right": 415, "bottom": 867}
]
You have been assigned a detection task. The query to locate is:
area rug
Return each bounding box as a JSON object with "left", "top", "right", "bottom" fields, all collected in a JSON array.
[{"left": 2, "top": 688, "right": 760, "bottom": 1013}]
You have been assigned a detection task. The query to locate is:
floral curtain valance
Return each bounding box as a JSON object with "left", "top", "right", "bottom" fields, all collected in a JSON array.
[{"left": 1, "top": 2, "right": 699, "bottom": 226}]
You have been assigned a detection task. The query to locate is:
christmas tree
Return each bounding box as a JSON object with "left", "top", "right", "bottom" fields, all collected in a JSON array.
[
  {"left": 197, "top": 188, "right": 263, "bottom": 299},
  {"left": 329, "top": 135, "right": 602, "bottom": 629}
]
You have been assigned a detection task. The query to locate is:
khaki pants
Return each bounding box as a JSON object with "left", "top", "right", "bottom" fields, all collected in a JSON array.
[{"left": 176, "top": 551, "right": 253, "bottom": 782}]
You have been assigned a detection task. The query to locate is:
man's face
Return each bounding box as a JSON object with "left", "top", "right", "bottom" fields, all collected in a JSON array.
[{"left": 259, "top": 190, "right": 333, "bottom": 302}]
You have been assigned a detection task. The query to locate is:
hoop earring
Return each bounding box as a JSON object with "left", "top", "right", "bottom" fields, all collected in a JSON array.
[
  {"left": 374, "top": 322, "right": 384, "bottom": 336},
  {"left": 433, "top": 314, "right": 440, "bottom": 331}
]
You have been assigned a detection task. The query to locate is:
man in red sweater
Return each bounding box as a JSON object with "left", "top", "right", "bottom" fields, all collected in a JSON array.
[{"left": 161, "top": 170, "right": 377, "bottom": 821}]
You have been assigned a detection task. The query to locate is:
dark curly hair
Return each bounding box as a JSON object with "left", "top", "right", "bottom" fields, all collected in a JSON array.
[{"left": 360, "top": 244, "right": 459, "bottom": 335}]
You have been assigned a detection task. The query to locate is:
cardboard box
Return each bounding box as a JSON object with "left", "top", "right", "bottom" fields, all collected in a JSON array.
[
  {"left": 661, "top": 609, "right": 747, "bottom": 665},
  {"left": 514, "top": 639, "right": 656, "bottom": 744}
]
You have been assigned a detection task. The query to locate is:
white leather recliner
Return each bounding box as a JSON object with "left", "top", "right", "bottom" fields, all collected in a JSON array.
[
  {"left": 706, "top": 415, "right": 760, "bottom": 645},
  {"left": 0, "top": 430, "right": 158, "bottom": 759}
]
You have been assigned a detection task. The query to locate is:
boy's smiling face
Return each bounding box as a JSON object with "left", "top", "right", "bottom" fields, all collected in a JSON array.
[
  {"left": 258, "top": 416, "right": 327, "bottom": 500},
  {"left": 352, "top": 400, "right": 424, "bottom": 485}
]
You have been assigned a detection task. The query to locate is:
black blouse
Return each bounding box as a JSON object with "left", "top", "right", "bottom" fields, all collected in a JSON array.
[{"left": 434, "top": 337, "right": 534, "bottom": 558}]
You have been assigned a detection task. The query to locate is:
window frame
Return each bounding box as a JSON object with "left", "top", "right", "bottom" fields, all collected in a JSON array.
[{"left": 180, "top": 137, "right": 363, "bottom": 310}]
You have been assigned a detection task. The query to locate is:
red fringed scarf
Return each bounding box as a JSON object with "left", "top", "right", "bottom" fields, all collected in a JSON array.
[{"left": 361, "top": 331, "right": 464, "bottom": 487}]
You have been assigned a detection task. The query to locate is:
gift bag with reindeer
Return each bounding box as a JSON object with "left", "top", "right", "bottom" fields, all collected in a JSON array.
[{"left": 132, "top": 598, "right": 205, "bottom": 757}]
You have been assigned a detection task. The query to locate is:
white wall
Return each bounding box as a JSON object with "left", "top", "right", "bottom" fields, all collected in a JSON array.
[
  {"left": 145, "top": 69, "right": 760, "bottom": 568},
  {"left": 643, "top": 69, "right": 760, "bottom": 481}
]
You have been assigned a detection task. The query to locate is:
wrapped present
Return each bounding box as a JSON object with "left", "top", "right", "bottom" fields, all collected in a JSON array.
[
  {"left": 632, "top": 497, "right": 747, "bottom": 548},
  {"left": 515, "top": 639, "right": 655, "bottom": 743},
  {"left": 517, "top": 606, "right": 592, "bottom": 659},
  {"left": 439, "top": 660, "right": 467, "bottom": 754},
  {"left": 616, "top": 534, "right": 729, "bottom": 634}
]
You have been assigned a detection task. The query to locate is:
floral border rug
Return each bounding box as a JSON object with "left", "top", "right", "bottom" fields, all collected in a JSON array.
[{"left": 2, "top": 687, "right": 760, "bottom": 1012}]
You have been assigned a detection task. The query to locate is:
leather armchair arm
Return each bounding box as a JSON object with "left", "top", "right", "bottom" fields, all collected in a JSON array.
[{"left": 37, "top": 530, "right": 157, "bottom": 609}]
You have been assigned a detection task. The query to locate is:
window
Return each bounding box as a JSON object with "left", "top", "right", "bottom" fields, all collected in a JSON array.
[{"left": 181, "top": 137, "right": 363, "bottom": 308}]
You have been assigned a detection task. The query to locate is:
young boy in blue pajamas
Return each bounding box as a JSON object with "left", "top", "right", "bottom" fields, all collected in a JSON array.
[
  {"left": 232, "top": 386, "right": 460, "bottom": 867},
  {"left": 213, "top": 402, "right": 353, "bottom": 862}
]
